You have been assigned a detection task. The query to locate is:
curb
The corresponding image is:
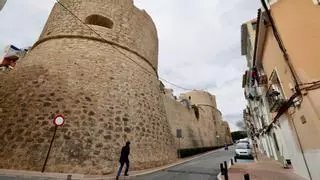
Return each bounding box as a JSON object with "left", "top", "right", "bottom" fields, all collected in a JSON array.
[
  {"left": 0, "top": 169, "right": 84, "bottom": 179},
  {"left": 216, "top": 158, "right": 232, "bottom": 180}
]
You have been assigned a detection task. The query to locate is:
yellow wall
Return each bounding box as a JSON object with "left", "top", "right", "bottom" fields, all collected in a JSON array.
[
  {"left": 271, "top": 0, "right": 320, "bottom": 82},
  {"left": 264, "top": 0, "right": 320, "bottom": 150}
]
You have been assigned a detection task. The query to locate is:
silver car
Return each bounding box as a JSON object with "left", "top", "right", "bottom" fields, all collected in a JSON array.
[{"left": 235, "top": 143, "right": 253, "bottom": 159}]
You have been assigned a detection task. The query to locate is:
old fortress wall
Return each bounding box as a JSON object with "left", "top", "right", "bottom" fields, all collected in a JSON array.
[
  {"left": 0, "top": 0, "right": 231, "bottom": 175},
  {"left": 163, "top": 90, "right": 232, "bottom": 149}
]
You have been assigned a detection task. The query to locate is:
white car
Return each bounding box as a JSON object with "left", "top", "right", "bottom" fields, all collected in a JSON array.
[{"left": 235, "top": 143, "right": 253, "bottom": 159}]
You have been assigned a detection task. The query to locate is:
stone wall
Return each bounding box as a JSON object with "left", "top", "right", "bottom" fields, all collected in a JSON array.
[
  {"left": 162, "top": 95, "right": 210, "bottom": 149},
  {"left": 162, "top": 90, "right": 232, "bottom": 149},
  {"left": 0, "top": 0, "right": 232, "bottom": 175},
  {"left": 0, "top": 0, "right": 176, "bottom": 175},
  {"left": 38, "top": 0, "right": 158, "bottom": 70}
]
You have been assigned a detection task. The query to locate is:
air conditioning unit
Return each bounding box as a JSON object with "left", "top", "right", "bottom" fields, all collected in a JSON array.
[
  {"left": 267, "top": 88, "right": 286, "bottom": 112},
  {"left": 269, "top": 98, "right": 286, "bottom": 112}
]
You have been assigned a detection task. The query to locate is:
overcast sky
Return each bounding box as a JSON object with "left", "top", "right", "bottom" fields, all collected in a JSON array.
[{"left": 0, "top": 0, "right": 261, "bottom": 131}]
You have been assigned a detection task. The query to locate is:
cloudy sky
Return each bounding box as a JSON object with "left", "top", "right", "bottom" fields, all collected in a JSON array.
[{"left": 0, "top": 0, "right": 260, "bottom": 131}]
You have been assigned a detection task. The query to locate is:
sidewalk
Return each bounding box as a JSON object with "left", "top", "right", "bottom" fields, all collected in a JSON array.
[{"left": 221, "top": 152, "right": 307, "bottom": 180}]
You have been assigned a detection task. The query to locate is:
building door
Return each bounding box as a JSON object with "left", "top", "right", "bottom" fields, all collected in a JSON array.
[{"left": 272, "top": 132, "right": 282, "bottom": 162}]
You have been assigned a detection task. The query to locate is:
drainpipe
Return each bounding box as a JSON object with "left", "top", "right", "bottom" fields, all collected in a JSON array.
[
  {"left": 259, "top": 1, "right": 313, "bottom": 179},
  {"left": 259, "top": 0, "right": 301, "bottom": 91}
]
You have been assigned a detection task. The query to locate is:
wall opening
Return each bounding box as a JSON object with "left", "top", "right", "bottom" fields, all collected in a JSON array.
[
  {"left": 191, "top": 105, "right": 200, "bottom": 120},
  {"left": 85, "top": 14, "right": 114, "bottom": 29}
]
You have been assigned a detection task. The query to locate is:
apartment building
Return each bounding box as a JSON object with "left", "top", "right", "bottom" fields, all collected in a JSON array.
[{"left": 242, "top": 1, "right": 320, "bottom": 179}]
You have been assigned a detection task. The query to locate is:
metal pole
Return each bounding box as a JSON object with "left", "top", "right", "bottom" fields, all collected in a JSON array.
[
  {"left": 234, "top": 156, "right": 237, "bottom": 163},
  {"left": 42, "top": 126, "right": 57, "bottom": 172},
  {"left": 231, "top": 159, "right": 234, "bottom": 165},
  {"left": 220, "top": 163, "right": 224, "bottom": 175},
  {"left": 178, "top": 137, "right": 180, "bottom": 158},
  {"left": 244, "top": 173, "right": 250, "bottom": 180},
  {"left": 253, "top": 141, "right": 258, "bottom": 161},
  {"left": 224, "top": 161, "right": 229, "bottom": 180}
]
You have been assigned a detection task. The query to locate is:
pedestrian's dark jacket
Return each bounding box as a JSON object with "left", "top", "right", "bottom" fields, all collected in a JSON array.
[{"left": 119, "top": 145, "right": 130, "bottom": 162}]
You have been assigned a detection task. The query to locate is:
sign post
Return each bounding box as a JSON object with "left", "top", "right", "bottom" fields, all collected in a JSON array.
[
  {"left": 176, "top": 129, "right": 182, "bottom": 158},
  {"left": 42, "top": 115, "right": 65, "bottom": 173}
]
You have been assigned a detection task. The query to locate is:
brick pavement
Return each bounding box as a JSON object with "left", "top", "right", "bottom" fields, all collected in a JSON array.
[{"left": 222, "top": 152, "right": 307, "bottom": 180}]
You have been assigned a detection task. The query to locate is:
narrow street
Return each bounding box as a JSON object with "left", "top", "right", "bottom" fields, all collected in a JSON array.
[
  {"left": 132, "top": 146, "right": 236, "bottom": 180},
  {"left": 0, "top": 147, "right": 241, "bottom": 180}
]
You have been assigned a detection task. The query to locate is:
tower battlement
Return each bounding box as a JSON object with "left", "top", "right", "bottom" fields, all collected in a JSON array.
[
  {"left": 35, "top": 0, "right": 158, "bottom": 71},
  {"left": 0, "top": 0, "right": 175, "bottom": 174}
]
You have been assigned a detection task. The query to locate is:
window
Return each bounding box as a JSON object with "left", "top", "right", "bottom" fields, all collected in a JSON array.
[
  {"left": 312, "top": 0, "right": 320, "bottom": 5},
  {"left": 266, "top": 0, "right": 278, "bottom": 4},
  {"left": 246, "top": 38, "right": 253, "bottom": 61},
  {"left": 273, "top": 133, "right": 280, "bottom": 151},
  {"left": 85, "top": 14, "right": 114, "bottom": 29},
  {"left": 236, "top": 143, "right": 250, "bottom": 149},
  {"left": 266, "top": 70, "right": 286, "bottom": 112},
  {"left": 252, "top": 22, "right": 257, "bottom": 30},
  {"left": 264, "top": 0, "right": 278, "bottom": 9}
]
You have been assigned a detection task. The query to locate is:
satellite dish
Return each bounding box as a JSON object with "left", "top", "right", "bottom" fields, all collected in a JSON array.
[{"left": 0, "top": 0, "right": 7, "bottom": 11}]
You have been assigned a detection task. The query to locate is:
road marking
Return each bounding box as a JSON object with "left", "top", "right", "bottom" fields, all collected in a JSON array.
[{"left": 166, "top": 170, "right": 215, "bottom": 176}]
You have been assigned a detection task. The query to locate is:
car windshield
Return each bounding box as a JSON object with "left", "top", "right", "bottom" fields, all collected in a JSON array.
[{"left": 236, "top": 143, "right": 249, "bottom": 149}]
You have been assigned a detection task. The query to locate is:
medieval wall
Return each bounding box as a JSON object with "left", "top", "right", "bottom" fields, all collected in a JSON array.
[
  {"left": 0, "top": 0, "right": 232, "bottom": 175},
  {"left": 163, "top": 90, "right": 232, "bottom": 149},
  {"left": 0, "top": 0, "right": 176, "bottom": 175},
  {"left": 162, "top": 95, "right": 210, "bottom": 149}
]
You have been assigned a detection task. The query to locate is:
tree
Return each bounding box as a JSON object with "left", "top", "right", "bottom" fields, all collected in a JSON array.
[
  {"left": 231, "top": 131, "right": 248, "bottom": 141},
  {"left": 236, "top": 120, "right": 247, "bottom": 131}
]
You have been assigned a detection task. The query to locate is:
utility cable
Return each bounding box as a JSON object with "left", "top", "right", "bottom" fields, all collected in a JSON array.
[{"left": 55, "top": 0, "right": 193, "bottom": 91}]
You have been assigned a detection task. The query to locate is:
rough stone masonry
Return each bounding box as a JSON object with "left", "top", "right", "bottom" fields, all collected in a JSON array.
[{"left": 0, "top": 0, "right": 231, "bottom": 175}]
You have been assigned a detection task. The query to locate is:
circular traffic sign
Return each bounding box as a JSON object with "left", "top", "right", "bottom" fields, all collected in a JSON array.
[{"left": 53, "top": 115, "right": 65, "bottom": 126}]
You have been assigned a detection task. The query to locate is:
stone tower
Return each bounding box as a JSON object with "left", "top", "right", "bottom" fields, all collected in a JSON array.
[
  {"left": 184, "top": 91, "right": 221, "bottom": 146},
  {"left": 0, "top": 0, "right": 176, "bottom": 174}
]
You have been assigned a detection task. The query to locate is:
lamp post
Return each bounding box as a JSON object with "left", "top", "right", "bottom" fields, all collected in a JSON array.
[{"left": 216, "top": 135, "right": 220, "bottom": 146}]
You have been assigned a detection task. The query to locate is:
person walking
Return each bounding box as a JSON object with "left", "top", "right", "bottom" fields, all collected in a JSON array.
[
  {"left": 116, "top": 141, "right": 130, "bottom": 179},
  {"left": 224, "top": 143, "right": 228, "bottom": 150}
]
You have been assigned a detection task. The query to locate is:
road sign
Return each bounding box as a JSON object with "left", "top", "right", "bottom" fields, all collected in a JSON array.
[
  {"left": 43, "top": 114, "right": 65, "bottom": 172},
  {"left": 176, "top": 129, "right": 182, "bottom": 138},
  {"left": 53, "top": 115, "right": 65, "bottom": 126}
]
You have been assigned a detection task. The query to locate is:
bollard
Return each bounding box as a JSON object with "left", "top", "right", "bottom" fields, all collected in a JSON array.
[
  {"left": 234, "top": 156, "right": 237, "bottom": 163},
  {"left": 224, "top": 161, "right": 229, "bottom": 180},
  {"left": 220, "top": 163, "right": 224, "bottom": 175},
  {"left": 231, "top": 158, "right": 234, "bottom": 165},
  {"left": 244, "top": 173, "right": 250, "bottom": 180}
]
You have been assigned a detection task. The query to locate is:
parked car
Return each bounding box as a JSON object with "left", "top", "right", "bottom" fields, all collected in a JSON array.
[
  {"left": 235, "top": 143, "right": 253, "bottom": 159},
  {"left": 239, "top": 140, "right": 250, "bottom": 144}
]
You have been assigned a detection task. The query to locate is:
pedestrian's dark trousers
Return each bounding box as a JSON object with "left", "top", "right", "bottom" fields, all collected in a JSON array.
[{"left": 117, "top": 161, "right": 129, "bottom": 176}]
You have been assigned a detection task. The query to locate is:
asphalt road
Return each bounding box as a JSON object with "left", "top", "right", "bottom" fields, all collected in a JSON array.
[
  {"left": 131, "top": 146, "right": 236, "bottom": 180},
  {"left": 0, "top": 146, "right": 251, "bottom": 180}
]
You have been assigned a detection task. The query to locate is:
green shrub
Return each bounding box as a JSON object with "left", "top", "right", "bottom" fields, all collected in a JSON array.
[{"left": 178, "top": 145, "right": 232, "bottom": 158}]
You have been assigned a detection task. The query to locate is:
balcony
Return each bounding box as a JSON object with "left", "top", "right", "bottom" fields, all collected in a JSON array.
[
  {"left": 258, "top": 75, "right": 268, "bottom": 86},
  {"left": 267, "top": 91, "right": 286, "bottom": 112}
]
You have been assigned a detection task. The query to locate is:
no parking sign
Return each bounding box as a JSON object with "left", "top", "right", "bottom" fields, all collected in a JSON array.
[
  {"left": 53, "top": 115, "right": 65, "bottom": 126},
  {"left": 42, "top": 114, "right": 65, "bottom": 173}
]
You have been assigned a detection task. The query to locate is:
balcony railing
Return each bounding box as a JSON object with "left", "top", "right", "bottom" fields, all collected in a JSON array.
[{"left": 267, "top": 94, "right": 286, "bottom": 112}]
